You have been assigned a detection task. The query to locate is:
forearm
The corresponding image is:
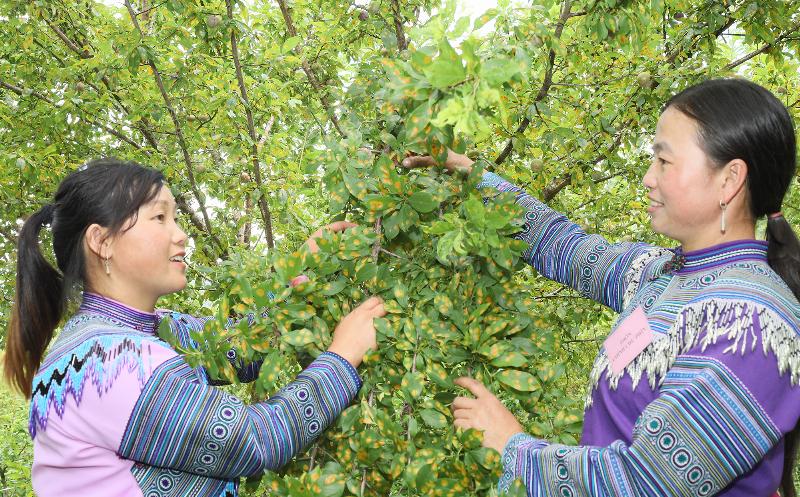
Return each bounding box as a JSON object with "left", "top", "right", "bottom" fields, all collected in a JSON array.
[
  {"left": 119, "top": 351, "right": 361, "bottom": 477},
  {"left": 245, "top": 351, "right": 362, "bottom": 471},
  {"left": 478, "top": 171, "right": 651, "bottom": 311},
  {"left": 498, "top": 356, "right": 782, "bottom": 496}
]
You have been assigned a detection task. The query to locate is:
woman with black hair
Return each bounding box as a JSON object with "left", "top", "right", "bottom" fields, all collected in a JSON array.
[
  {"left": 4, "top": 158, "right": 384, "bottom": 496},
  {"left": 405, "top": 78, "right": 800, "bottom": 497}
]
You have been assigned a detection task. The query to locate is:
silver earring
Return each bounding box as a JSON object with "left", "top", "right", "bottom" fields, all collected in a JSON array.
[
  {"left": 719, "top": 200, "right": 727, "bottom": 234},
  {"left": 104, "top": 255, "right": 111, "bottom": 276}
]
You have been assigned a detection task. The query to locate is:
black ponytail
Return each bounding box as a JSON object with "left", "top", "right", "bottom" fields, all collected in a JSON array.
[
  {"left": 4, "top": 204, "right": 65, "bottom": 398},
  {"left": 3, "top": 158, "right": 164, "bottom": 398},
  {"left": 766, "top": 213, "right": 800, "bottom": 497},
  {"left": 767, "top": 215, "right": 800, "bottom": 296}
]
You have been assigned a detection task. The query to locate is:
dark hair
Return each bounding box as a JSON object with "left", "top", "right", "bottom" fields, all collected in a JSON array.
[
  {"left": 4, "top": 158, "right": 164, "bottom": 398},
  {"left": 666, "top": 78, "right": 800, "bottom": 497}
]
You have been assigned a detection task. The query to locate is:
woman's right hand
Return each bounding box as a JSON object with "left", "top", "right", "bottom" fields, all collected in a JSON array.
[
  {"left": 401, "top": 149, "right": 475, "bottom": 174},
  {"left": 305, "top": 221, "right": 358, "bottom": 254},
  {"left": 327, "top": 296, "right": 386, "bottom": 368}
]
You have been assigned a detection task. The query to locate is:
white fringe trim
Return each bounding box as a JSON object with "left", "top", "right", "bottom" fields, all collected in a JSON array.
[{"left": 586, "top": 299, "right": 800, "bottom": 409}]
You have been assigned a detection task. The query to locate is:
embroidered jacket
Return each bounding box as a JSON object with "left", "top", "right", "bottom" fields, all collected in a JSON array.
[
  {"left": 29, "top": 292, "right": 361, "bottom": 497},
  {"left": 479, "top": 173, "right": 800, "bottom": 497}
]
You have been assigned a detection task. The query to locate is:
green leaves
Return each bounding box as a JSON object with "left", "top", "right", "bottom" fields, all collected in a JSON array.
[
  {"left": 281, "top": 328, "right": 315, "bottom": 347},
  {"left": 401, "top": 371, "right": 425, "bottom": 399},
  {"left": 425, "top": 189, "right": 525, "bottom": 267},
  {"left": 281, "top": 36, "right": 301, "bottom": 53},
  {"left": 420, "top": 408, "right": 448, "bottom": 429},
  {"left": 497, "top": 369, "right": 539, "bottom": 392},
  {"left": 480, "top": 57, "right": 522, "bottom": 85},
  {"left": 321, "top": 277, "right": 347, "bottom": 296},
  {"left": 408, "top": 191, "right": 438, "bottom": 213},
  {"left": 424, "top": 39, "right": 466, "bottom": 89}
]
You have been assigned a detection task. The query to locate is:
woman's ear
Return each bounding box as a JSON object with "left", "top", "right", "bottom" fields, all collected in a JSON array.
[
  {"left": 84, "top": 224, "right": 113, "bottom": 259},
  {"left": 721, "top": 159, "right": 749, "bottom": 205}
]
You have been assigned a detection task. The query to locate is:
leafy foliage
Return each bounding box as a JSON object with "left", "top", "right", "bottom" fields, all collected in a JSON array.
[{"left": 2, "top": 0, "right": 799, "bottom": 495}]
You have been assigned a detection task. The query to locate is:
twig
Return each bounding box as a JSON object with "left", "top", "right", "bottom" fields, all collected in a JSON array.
[
  {"left": 43, "top": 17, "right": 90, "bottom": 58},
  {"left": 379, "top": 247, "right": 404, "bottom": 259},
  {"left": 359, "top": 389, "right": 376, "bottom": 496},
  {"left": 390, "top": 0, "right": 408, "bottom": 51},
  {"left": 41, "top": 11, "right": 161, "bottom": 151},
  {"left": 276, "top": 0, "right": 346, "bottom": 138},
  {"left": 540, "top": 118, "right": 630, "bottom": 202},
  {"left": 371, "top": 217, "right": 382, "bottom": 261},
  {"left": 136, "top": 0, "right": 167, "bottom": 16},
  {"left": 665, "top": 17, "right": 734, "bottom": 64},
  {"left": 227, "top": 0, "right": 276, "bottom": 249},
  {"left": 561, "top": 337, "right": 602, "bottom": 344},
  {"left": 308, "top": 443, "right": 319, "bottom": 471},
  {"left": 124, "top": 0, "right": 227, "bottom": 258},
  {"left": 0, "top": 79, "right": 142, "bottom": 150},
  {"left": 0, "top": 225, "right": 16, "bottom": 244},
  {"left": 495, "top": 0, "right": 573, "bottom": 166},
  {"left": 724, "top": 20, "right": 800, "bottom": 70}
]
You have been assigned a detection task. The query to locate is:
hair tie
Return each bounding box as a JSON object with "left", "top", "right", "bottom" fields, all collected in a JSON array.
[{"left": 768, "top": 212, "right": 783, "bottom": 220}]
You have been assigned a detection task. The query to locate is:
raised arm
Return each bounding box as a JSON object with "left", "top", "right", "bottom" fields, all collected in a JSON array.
[
  {"left": 402, "top": 152, "right": 666, "bottom": 312},
  {"left": 478, "top": 172, "right": 659, "bottom": 312},
  {"left": 117, "top": 344, "right": 361, "bottom": 476},
  {"left": 116, "top": 296, "right": 384, "bottom": 479}
]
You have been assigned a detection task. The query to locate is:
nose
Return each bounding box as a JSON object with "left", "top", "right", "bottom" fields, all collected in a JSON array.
[
  {"left": 174, "top": 223, "right": 188, "bottom": 247},
  {"left": 642, "top": 159, "right": 657, "bottom": 191}
]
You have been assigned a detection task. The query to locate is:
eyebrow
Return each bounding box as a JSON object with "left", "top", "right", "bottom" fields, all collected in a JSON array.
[
  {"left": 151, "top": 199, "right": 177, "bottom": 211},
  {"left": 652, "top": 142, "right": 672, "bottom": 154}
]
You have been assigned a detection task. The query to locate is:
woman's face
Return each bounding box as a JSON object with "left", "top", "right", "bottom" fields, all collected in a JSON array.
[
  {"left": 642, "top": 107, "right": 727, "bottom": 250},
  {"left": 104, "top": 185, "right": 188, "bottom": 307}
]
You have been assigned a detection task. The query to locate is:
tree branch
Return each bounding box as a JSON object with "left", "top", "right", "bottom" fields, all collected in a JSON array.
[
  {"left": 724, "top": 20, "right": 800, "bottom": 70},
  {"left": 276, "top": 0, "right": 346, "bottom": 138},
  {"left": 0, "top": 79, "right": 143, "bottom": 150},
  {"left": 124, "top": 1, "right": 226, "bottom": 258},
  {"left": 227, "top": 0, "right": 275, "bottom": 249},
  {"left": 0, "top": 225, "right": 17, "bottom": 245},
  {"left": 666, "top": 17, "right": 734, "bottom": 64},
  {"left": 495, "top": 0, "right": 572, "bottom": 166},
  {"left": 390, "top": 0, "right": 408, "bottom": 51},
  {"left": 45, "top": 19, "right": 206, "bottom": 241},
  {"left": 3, "top": 79, "right": 210, "bottom": 256},
  {"left": 538, "top": 11, "right": 742, "bottom": 202},
  {"left": 41, "top": 11, "right": 161, "bottom": 151},
  {"left": 43, "top": 17, "right": 91, "bottom": 58},
  {"left": 541, "top": 118, "right": 630, "bottom": 202}
]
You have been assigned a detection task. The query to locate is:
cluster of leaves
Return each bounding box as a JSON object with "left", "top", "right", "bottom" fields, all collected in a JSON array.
[{"left": 172, "top": 157, "right": 559, "bottom": 495}]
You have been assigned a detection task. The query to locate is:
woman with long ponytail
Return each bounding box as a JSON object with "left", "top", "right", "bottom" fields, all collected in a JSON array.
[
  {"left": 4, "top": 158, "right": 384, "bottom": 496},
  {"left": 407, "top": 78, "right": 800, "bottom": 497}
]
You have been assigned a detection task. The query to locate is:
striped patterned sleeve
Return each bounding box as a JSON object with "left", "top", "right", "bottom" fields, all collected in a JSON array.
[
  {"left": 498, "top": 355, "right": 783, "bottom": 496},
  {"left": 478, "top": 172, "right": 654, "bottom": 312},
  {"left": 118, "top": 348, "right": 362, "bottom": 477}
]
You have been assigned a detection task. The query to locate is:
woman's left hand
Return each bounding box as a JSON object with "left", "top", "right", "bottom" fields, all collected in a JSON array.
[
  {"left": 304, "top": 221, "right": 358, "bottom": 253},
  {"left": 451, "top": 377, "right": 525, "bottom": 453}
]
